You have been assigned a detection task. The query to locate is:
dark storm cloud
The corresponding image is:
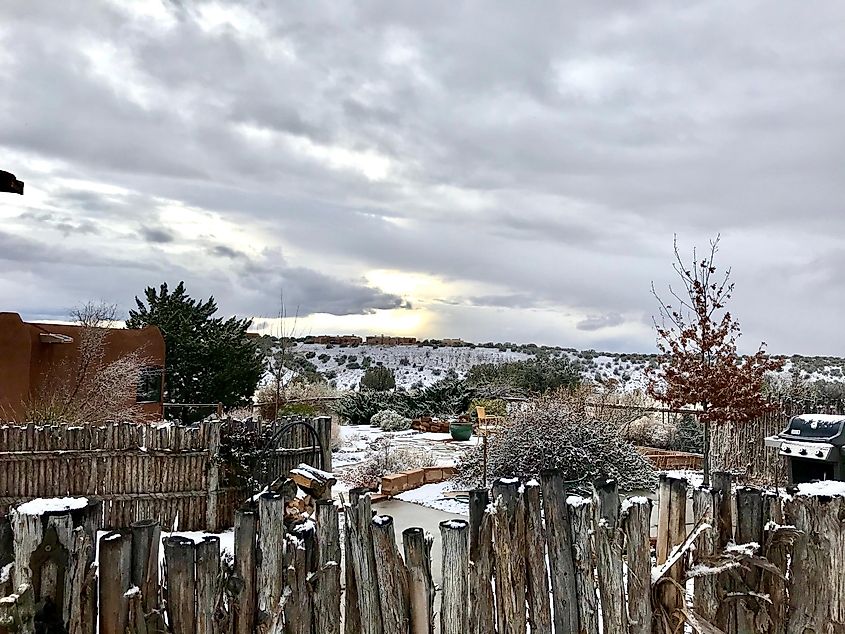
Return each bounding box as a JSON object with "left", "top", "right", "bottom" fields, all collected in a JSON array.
[
  {"left": 140, "top": 226, "right": 176, "bottom": 243},
  {"left": 576, "top": 313, "right": 625, "bottom": 332},
  {"left": 4, "top": 1, "right": 845, "bottom": 351}
]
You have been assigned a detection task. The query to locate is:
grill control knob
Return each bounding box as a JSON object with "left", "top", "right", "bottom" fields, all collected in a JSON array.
[
  {"left": 783, "top": 447, "right": 792, "bottom": 453},
  {"left": 799, "top": 448, "right": 808, "bottom": 456},
  {"left": 817, "top": 450, "right": 824, "bottom": 458}
]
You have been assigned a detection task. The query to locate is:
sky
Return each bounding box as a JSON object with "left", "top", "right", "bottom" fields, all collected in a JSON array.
[{"left": 2, "top": 1, "right": 845, "bottom": 354}]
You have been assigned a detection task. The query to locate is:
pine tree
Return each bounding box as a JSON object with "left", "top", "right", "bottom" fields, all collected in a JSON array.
[
  {"left": 647, "top": 237, "right": 784, "bottom": 484},
  {"left": 126, "top": 282, "right": 263, "bottom": 420},
  {"left": 360, "top": 366, "right": 396, "bottom": 391}
]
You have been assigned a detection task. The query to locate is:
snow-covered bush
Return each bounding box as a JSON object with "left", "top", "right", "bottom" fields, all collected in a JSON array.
[
  {"left": 345, "top": 439, "right": 436, "bottom": 488},
  {"left": 456, "top": 393, "right": 656, "bottom": 492},
  {"left": 371, "top": 409, "right": 411, "bottom": 431}
]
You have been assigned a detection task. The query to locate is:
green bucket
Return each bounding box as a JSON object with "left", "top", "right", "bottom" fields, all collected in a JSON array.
[{"left": 449, "top": 422, "right": 473, "bottom": 441}]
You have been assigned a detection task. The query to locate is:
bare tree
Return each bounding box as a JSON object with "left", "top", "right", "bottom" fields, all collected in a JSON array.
[
  {"left": 265, "top": 289, "right": 301, "bottom": 418},
  {"left": 647, "top": 236, "right": 784, "bottom": 484},
  {"left": 23, "top": 301, "right": 150, "bottom": 424}
]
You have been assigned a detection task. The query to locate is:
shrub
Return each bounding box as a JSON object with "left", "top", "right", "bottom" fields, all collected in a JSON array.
[
  {"left": 360, "top": 366, "right": 396, "bottom": 391},
  {"left": 372, "top": 409, "right": 411, "bottom": 431},
  {"left": 668, "top": 415, "right": 704, "bottom": 453},
  {"left": 456, "top": 394, "right": 656, "bottom": 492},
  {"left": 467, "top": 356, "right": 580, "bottom": 395},
  {"left": 468, "top": 398, "right": 507, "bottom": 420}
]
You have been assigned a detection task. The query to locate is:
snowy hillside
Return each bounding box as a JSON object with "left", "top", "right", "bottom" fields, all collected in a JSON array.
[{"left": 258, "top": 336, "right": 845, "bottom": 392}]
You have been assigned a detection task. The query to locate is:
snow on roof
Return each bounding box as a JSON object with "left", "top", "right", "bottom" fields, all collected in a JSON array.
[
  {"left": 793, "top": 414, "right": 845, "bottom": 423},
  {"left": 16, "top": 497, "right": 88, "bottom": 515}
]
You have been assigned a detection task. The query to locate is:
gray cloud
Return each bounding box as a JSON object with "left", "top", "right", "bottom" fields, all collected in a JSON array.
[{"left": 3, "top": 2, "right": 845, "bottom": 352}]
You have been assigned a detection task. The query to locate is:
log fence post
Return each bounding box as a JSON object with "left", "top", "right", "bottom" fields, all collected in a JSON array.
[
  {"left": 130, "top": 519, "right": 162, "bottom": 633},
  {"left": 402, "top": 528, "right": 434, "bottom": 634},
  {"left": 567, "top": 496, "right": 599, "bottom": 634},
  {"left": 314, "top": 500, "right": 342, "bottom": 634},
  {"left": 439, "top": 519, "right": 469, "bottom": 634},
  {"left": 345, "top": 489, "right": 382, "bottom": 634},
  {"left": 372, "top": 515, "right": 410, "bottom": 634},
  {"left": 163, "top": 536, "right": 196, "bottom": 634},
  {"left": 523, "top": 481, "right": 551, "bottom": 634},
  {"left": 593, "top": 478, "right": 626, "bottom": 634},
  {"left": 490, "top": 478, "right": 526, "bottom": 634},
  {"left": 622, "top": 496, "right": 652, "bottom": 634},
  {"left": 196, "top": 536, "right": 220, "bottom": 634},
  {"left": 655, "top": 475, "right": 686, "bottom": 630},
  {"left": 233, "top": 508, "right": 257, "bottom": 634},
  {"left": 99, "top": 531, "right": 132, "bottom": 634},
  {"left": 468, "top": 489, "right": 494, "bottom": 634},
  {"left": 257, "top": 492, "right": 286, "bottom": 629}
]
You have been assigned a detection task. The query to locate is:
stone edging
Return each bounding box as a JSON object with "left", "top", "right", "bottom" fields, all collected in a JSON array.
[{"left": 380, "top": 465, "right": 457, "bottom": 496}]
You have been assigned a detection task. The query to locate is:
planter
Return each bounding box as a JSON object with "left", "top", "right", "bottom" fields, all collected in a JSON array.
[{"left": 449, "top": 422, "right": 473, "bottom": 441}]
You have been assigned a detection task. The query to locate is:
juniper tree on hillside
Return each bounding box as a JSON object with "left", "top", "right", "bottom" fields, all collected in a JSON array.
[
  {"left": 647, "top": 236, "right": 784, "bottom": 485},
  {"left": 126, "top": 282, "right": 263, "bottom": 420}
]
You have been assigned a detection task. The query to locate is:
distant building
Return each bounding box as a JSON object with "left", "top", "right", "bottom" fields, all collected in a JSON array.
[
  {"left": 305, "top": 335, "right": 363, "bottom": 345},
  {"left": 441, "top": 338, "right": 465, "bottom": 347},
  {"left": 365, "top": 335, "right": 417, "bottom": 346},
  {"left": 0, "top": 312, "right": 166, "bottom": 421}
]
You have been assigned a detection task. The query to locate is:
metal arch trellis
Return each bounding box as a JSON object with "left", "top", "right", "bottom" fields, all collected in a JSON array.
[{"left": 250, "top": 419, "right": 326, "bottom": 497}]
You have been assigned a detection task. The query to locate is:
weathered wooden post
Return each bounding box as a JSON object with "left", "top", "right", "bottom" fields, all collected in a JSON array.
[
  {"left": 567, "top": 496, "right": 598, "bottom": 634},
  {"left": 762, "top": 491, "right": 788, "bottom": 634},
  {"left": 539, "top": 469, "right": 579, "bottom": 634},
  {"left": 12, "top": 498, "right": 101, "bottom": 634},
  {"left": 490, "top": 477, "right": 526, "bottom": 634},
  {"left": 343, "top": 492, "right": 362, "bottom": 634},
  {"left": 372, "top": 515, "right": 410, "bottom": 634},
  {"left": 784, "top": 488, "right": 845, "bottom": 631},
  {"left": 130, "top": 519, "right": 162, "bottom": 633},
  {"left": 0, "top": 584, "right": 35, "bottom": 634},
  {"left": 257, "top": 491, "right": 287, "bottom": 629},
  {"left": 402, "top": 528, "right": 434, "bottom": 634},
  {"left": 346, "top": 488, "right": 383, "bottom": 634},
  {"left": 163, "top": 536, "right": 196, "bottom": 634},
  {"left": 196, "top": 536, "right": 220, "bottom": 634},
  {"left": 468, "top": 489, "right": 494, "bottom": 634},
  {"left": 233, "top": 508, "right": 258, "bottom": 634},
  {"left": 622, "top": 496, "right": 653, "bottom": 634},
  {"left": 735, "top": 486, "right": 765, "bottom": 632},
  {"left": 439, "top": 519, "right": 469, "bottom": 634},
  {"left": 655, "top": 475, "right": 686, "bottom": 630},
  {"left": 593, "top": 478, "right": 626, "bottom": 634},
  {"left": 205, "top": 420, "right": 222, "bottom": 531},
  {"left": 711, "top": 471, "right": 735, "bottom": 633},
  {"left": 314, "top": 500, "right": 342, "bottom": 634},
  {"left": 691, "top": 486, "right": 719, "bottom": 623},
  {"left": 284, "top": 535, "right": 311, "bottom": 634},
  {"left": 523, "top": 481, "right": 551, "bottom": 634},
  {"left": 315, "top": 416, "right": 333, "bottom": 476},
  {"left": 99, "top": 531, "right": 132, "bottom": 634}
]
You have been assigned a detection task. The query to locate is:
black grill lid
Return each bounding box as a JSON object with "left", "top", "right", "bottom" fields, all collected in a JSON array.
[{"left": 779, "top": 414, "right": 845, "bottom": 445}]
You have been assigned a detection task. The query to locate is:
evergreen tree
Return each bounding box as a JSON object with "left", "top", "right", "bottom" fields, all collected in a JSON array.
[
  {"left": 360, "top": 366, "right": 396, "bottom": 391},
  {"left": 126, "top": 282, "right": 263, "bottom": 419}
]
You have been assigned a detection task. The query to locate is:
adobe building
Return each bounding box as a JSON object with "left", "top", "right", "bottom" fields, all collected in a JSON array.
[
  {"left": 305, "top": 335, "right": 363, "bottom": 345},
  {"left": 0, "top": 312, "right": 166, "bottom": 421},
  {"left": 365, "top": 335, "right": 417, "bottom": 345}
]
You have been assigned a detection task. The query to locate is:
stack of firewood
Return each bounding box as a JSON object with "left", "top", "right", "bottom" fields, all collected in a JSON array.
[{"left": 267, "top": 463, "right": 337, "bottom": 524}]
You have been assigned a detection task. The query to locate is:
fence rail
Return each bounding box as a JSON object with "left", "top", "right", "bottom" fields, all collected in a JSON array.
[
  {"left": 1, "top": 469, "right": 840, "bottom": 633},
  {"left": 0, "top": 417, "right": 331, "bottom": 531}
]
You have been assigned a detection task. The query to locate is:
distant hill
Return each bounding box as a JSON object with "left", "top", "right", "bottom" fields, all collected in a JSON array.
[{"left": 255, "top": 335, "right": 845, "bottom": 392}]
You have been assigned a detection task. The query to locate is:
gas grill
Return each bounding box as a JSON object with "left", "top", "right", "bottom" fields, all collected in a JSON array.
[{"left": 765, "top": 414, "right": 845, "bottom": 483}]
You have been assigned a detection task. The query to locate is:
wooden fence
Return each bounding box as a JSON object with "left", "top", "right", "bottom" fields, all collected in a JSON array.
[
  {"left": 711, "top": 398, "right": 845, "bottom": 484},
  {"left": 1, "top": 469, "right": 842, "bottom": 633},
  {"left": 0, "top": 417, "right": 331, "bottom": 531}
]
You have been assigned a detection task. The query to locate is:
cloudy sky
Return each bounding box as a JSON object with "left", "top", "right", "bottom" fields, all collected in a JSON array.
[{"left": 2, "top": 1, "right": 844, "bottom": 354}]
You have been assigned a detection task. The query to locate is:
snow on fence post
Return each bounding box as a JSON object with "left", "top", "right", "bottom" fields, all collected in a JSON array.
[
  {"left": 314, "top": 500, "right": 342, "bottom": 634},
  {"left": 346, "top": 488, "right": 383, "bottom": 634},
  {"left": 205, "top": 420, "right": 222, "bottom": 530},
  {"left": 490, "top": 477, "right": 526, "bottom": 634},
  {"left": 233, "top": 508, "right": 258, "bottom": 634},
  {"left": 163, "top": 535, "right": 196, "bottom": 634},
  {"left": 539, "top": 469, "right": 580, "bottom": 634},
  {"left": 372, "top": 515, "right": 410, "bottom": 634},
  {"left": 468, "top": 489, "right": 494, "bottom": 634},
  {"left": 439, "top": 519, "right": 469, "bottom": 634},
  {"left": 592, "top": 478, "right": 626, "bottom": 634},
  {"left": 402, "top": 527, "right": 434, "bottom": 634},
  {"left": 99, "top": 531, "right": 132, "bottom": 634},
  {"left": 257, "top": 491, "right": 287, "bottom": 630},
  {"left": 567, "top": 496, "right": 599, "bottom": 634},
  {"left": 130, "top": 519, "right": 162, "bottom": 633},
  {"left": 523, "top": 481, "right": 551, "bottom": 634},
  {"left": 0, "top": 584, "right": 35, "bottom": 634},
  {"left": 622, "top": 496, "right": 652, "bottom": 634},
  {"left": 655, "top": 475, "right": 686, "bottom": 630},
  {"left": 196, "top": 536, "right": 220, "bottom": 634}
]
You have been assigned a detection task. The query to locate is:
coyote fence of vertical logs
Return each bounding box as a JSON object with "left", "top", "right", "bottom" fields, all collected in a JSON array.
[
  {"left": 4, "top": 469, "right": 845, "bottom": 633},
  {"left": 0, "top": 416, "right": 331, "bottom": 532}
]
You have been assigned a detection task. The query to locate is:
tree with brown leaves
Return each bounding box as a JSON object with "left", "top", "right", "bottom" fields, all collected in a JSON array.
[{"left": 648, "top": 237, "right": 784, "bottom": 485}]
